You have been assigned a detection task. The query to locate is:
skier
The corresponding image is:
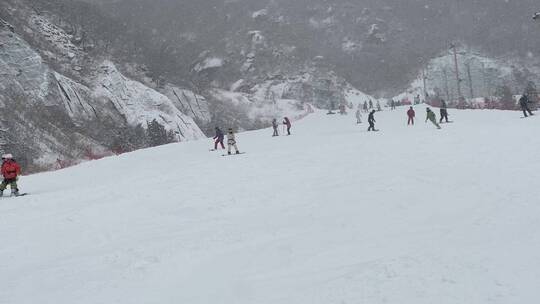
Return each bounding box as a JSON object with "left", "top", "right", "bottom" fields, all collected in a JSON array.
[
  {"left": 355, "top": 107, "right": 362, "bottom": 124},
  {"left": 283, "top": 117, "right": 292, "bottom": 135},
  {"left": 272, "top": 118, "right": 279, "bottom": 137},
  {"left": 0, "top": 154, "right": 21, "bottom": 196},
  {"left": 391, "top": 99, "right": 396, "bottom": 110},
  {"left": 227, "top": 128, "right": 240, "bottom": 155},
  {"left": 414, "top": 94, "right": 421, "bottom": 105},
  {"left": 367, "top": 110, "right": 377, "bottom": 131},
  {"left": 376, "top": 100, "right": 382, "bottom": 112},
  {"left": 369, "top": 99, "right": 373, "bottom": 109},
  {"left": 339, "top": 103, "right": 347, "bottom": 115},
  {"left": 407, "top": 106, "right": 415, "bottom": 125},
  {"left": 213, "top": 127, "right": 225, "bottom": 150},
  {"left": 426, "top": 108, "right": 441, "bottom": 129},
  {"left": 519, "top": 94, "right": 534, "bottom": 117},
  {"left": 327, "top": 101, "right": 336, "bottom": 115},
  {"left": 439, "top": 99, "right": 449, "bottom": 123},
  {"left": 363, "top": 101, "right": 368, "bottom": 113}
]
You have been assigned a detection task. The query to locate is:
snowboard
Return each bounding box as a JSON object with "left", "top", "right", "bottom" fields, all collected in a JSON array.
[
  {"left": 222, "top": 152, "right": 246, "bottom": 157},
  {"left": 1, "top": 193, "right": 28, "bottom": 198}
]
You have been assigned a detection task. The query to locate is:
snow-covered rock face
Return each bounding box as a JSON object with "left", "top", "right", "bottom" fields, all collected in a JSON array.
[
  {"left": 53, "top": 72, "right": 98, "bottom": 122},
  {"left": 0, "top": 29, "right": 50, "bottom": 104},
  {"left": 94, "top": 61, "right": 204, "bottom": 141},
  {"left": 163, "top": 85, "right": 211, "bottom": 125},
  {"left": 27, "top": 14, "right": 81, "bottom": 59},
  {"left": 0, "top": 23, "right": 205, "bottom": 171}
]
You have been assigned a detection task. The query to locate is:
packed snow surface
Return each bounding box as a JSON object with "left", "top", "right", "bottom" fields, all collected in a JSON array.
[{"left": 2, "top": 107, "right": 540, "bottom": 304}]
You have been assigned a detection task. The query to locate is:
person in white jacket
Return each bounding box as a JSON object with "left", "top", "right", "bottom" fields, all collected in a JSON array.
[
  {"left": 227, "top": 128, "right": 240, "bottom": 155},
  {"left": 355, "top": 106, "right": 362, "bottom": 124}
]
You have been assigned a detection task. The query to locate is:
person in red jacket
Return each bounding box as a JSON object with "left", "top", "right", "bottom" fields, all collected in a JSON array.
[
  {"left": 283, "top": 117, "right": 292, "bottom": 135},
  {"left": 407, "top": 106, "right": 416, "bottom": 125},
  {"left": 0, "top": 153, "right": 21, "bottom": 196}
]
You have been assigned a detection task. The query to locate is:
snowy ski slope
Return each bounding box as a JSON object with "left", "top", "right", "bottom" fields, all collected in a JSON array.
[{"left": 1, "top": 107, "right": 540, "bottom": 304}]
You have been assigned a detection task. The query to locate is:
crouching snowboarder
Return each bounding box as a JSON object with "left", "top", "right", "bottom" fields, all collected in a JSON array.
[
  {"left": 227, "top": 128, "right": 240, "bottom": 155},
  {"left": 0, "top": 154, "right": 21, "bottom": 196},
  {"left": 283, "top": 117, "right": 292, "bottom": 135},
  {"left": 426, "top": 108, "right": 441, "bottom": 129}
]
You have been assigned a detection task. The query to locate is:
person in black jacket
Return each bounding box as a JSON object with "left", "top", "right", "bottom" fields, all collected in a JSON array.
[
  {"left": 439, "top": 99, "right": 449, "bottom": 123},
  {"left": 367, "top": 110, "right": 377, "bottom": 131},
  {"left": 519, "top": 94, "right": 534, "bottom": 117}
]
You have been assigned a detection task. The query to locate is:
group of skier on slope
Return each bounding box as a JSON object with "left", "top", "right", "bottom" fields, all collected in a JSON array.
[
  {"left": 5, "top": 94, "right": 536, "bottom": 193},
  {"left": 353, "top": 98, "right": 451, "bottom": 132},
  {"left": 212, "top": 117, "right": 292, "bottom": 155}
]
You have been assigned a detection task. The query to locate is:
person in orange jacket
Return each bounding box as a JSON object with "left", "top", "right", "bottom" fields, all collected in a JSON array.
[{"left": 0, "top": 153, "right": 21, "bottom": 196}]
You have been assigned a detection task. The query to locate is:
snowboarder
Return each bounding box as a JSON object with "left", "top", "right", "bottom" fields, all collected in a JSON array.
[
  {"left": 213, "top": 127, "right": 225, "bottom": 150},
  {"left": 414, "top": 94, "right": 421, "bottom": 105},
  {"left": 369, "top": 99, "right": 373, "bottom": 109},
  {"left": 376, "top": 100, "right": 382, "bottom": 112},
  {"left": 355, "top": 107, "right": 362, "bottom": 124},
  {"left": 339, "top": 103, "right": 347, "bottom": 115},
  {"left": 407, "top": 106, "right": 415, "bottom": 125},
  {"left": 439, "top": 99, "right": 449, "bottom": 123},
  {"left": 426, "top": 108, "right": 441, "bottom": 129},
  {"left": 363, "top": 101, "right": 368, "bottom": 113},
  {"left": 519, "top": 94, "right": 534, "bottom": 117},
  {"left": 272, "top": 118, "right": 279, "bottom": 137},
  {"left": 283, "top": 117, "right": 292, "bottom": 135},
  {"left": 0, "top": 154, "right": 21, "bottom": 196},
  {"left": 327, "top": 101, "right": 336, "bottom": 115},
  {"left": 227, "top": 128, "right": 240, "bottom": 155},
  {"left": 368, "top": 110, "right": 377, "bottom": 131}
]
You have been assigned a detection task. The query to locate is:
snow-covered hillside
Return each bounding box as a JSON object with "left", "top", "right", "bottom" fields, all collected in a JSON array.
[
  {"left": 2, "top": 108, "right": 539, "bottom": 304},
  {"left": 0, "top": 13, "right": 205, "bottom": 170},
  {"left": 394, "top": 49, "right": 540, "bottom": 104}
]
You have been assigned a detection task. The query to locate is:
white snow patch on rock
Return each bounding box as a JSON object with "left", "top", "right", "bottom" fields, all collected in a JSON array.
[
  {"left": 193, "top": 57, "right": 223, "bottom": 73},
  {"left": 252, "top": 9, "right": 268, "bottom": 19},
  {"left": 94, "top": 61, "right": 205, "bottom": 141}
]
